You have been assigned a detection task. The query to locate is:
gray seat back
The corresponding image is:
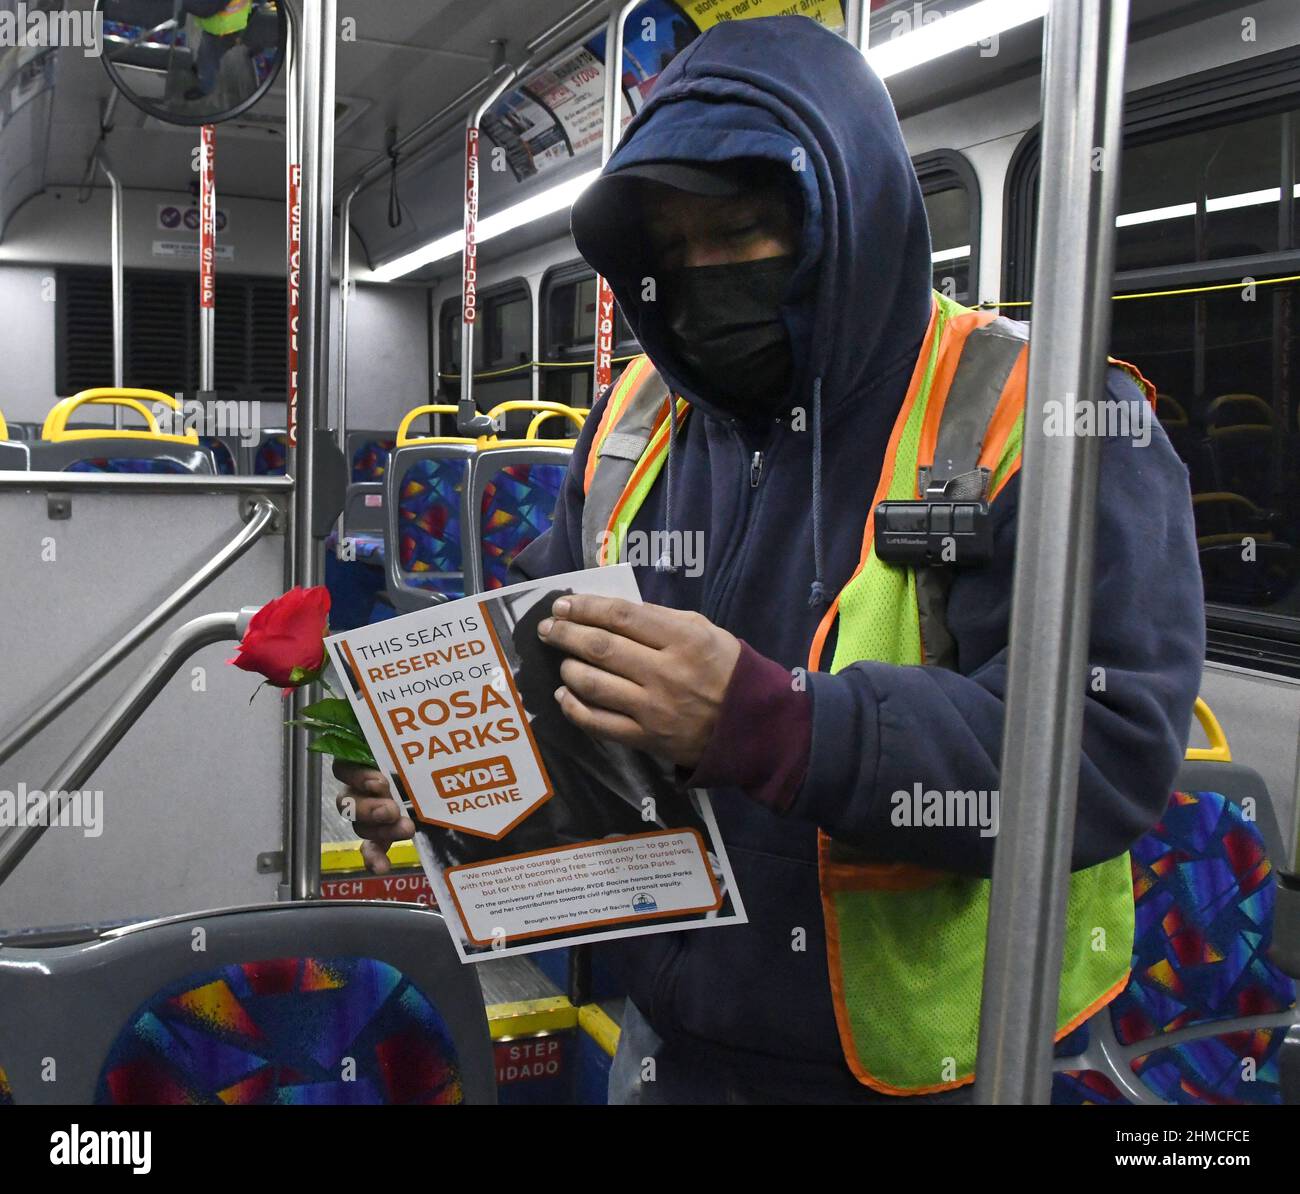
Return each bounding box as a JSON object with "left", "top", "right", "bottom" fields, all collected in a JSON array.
[
  {"left": 30, "top": 439, "right": 218, "bottom": 474},
  {"left": 0, "top": 901, "right": 494, "bottom": 1105},
  {"left": 466, "top": 445, "right": 573, "bottom": 594},
  {"left": 384, "top": 442, "right": 477, "bottom": 612}
]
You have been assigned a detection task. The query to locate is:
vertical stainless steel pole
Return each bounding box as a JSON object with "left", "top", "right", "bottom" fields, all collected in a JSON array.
[
  {"left": 460, "top": 65, "right": 518, "bottom": 435},
  {"left": 842, "top": 0, "right": 865, "bottom": 48},
  {"left": 336, "top": 183, "right": 359, "bottom": 545},
  {"left": 591, "top": 0, "right": 640, "bottom": 406},
  {"left": 96, "top": 152, "right": 126, "bottom": 425},
  {"left": 286, "top": 0, "right": 337, "bottom": 901},
  {"left": 973, "top": 0, "right": 1131, "bottom": 1105},
  {"left": 280, "top": 1, "right": 301, "bottom": 901}
]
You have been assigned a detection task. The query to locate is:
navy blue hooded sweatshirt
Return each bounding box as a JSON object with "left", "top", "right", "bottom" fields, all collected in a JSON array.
[{"left": 513, "top": 15, "right": 1204, "bottom": 1099}]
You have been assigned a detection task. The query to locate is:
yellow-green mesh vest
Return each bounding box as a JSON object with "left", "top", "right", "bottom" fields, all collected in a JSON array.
[
  {"left": 195, "top": 0, "right": 252, "bottom": 36},
  {"left": 583, "top": 292, "right": 1136, "bottom": 1094}
]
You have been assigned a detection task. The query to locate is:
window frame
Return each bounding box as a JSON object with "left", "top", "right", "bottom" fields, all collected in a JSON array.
[
  {"left": 538, "top": 259, "right": 640, "bottom": 410},
  {"left": 913, "top": 149, "right": 982, "bottom": 306},
  {"left": 1001, "top": 45, "right": 1300, "bottom": 675}
]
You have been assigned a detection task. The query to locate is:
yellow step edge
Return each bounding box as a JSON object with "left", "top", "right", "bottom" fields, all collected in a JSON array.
[
  {"left": 577, "top": 1004, "right": 622, "bottom": 1058},
  {"left": 487, "top": 996, "right": 578, "bottom": 1040},
  {"left": 320, "top": 840, "right": 420, "bottom": 873}
]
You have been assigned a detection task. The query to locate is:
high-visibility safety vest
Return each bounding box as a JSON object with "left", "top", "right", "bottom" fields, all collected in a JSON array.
[
  {"left": 195, "top": 0, "right": 253, "bottom": 37},
  {"left": 581, "top": 291, "right": 1159, "bottom": 1094}
]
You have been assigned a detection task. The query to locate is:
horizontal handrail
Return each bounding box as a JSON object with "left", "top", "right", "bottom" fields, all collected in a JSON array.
[
  {"left": 0, "top": 610, "right": 257, "bottom": 889},
  {"left": 0, "top": 497, "right": 279, "bottom": 768},
  {"left": 0, "top": 474, "right": 294, "bottom": 493}
]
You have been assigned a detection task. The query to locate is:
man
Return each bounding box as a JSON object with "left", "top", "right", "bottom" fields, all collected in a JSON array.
[{"left": 336, "top": 15, "right": 1203, "bottom": 1104}]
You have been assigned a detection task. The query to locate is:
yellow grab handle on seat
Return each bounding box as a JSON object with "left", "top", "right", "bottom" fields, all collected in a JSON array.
[
  {"left": 526, "top": 408, "right": 585, "bottom": 440},
  {"left": 396, "top": 404, "right": 475, "bottom": 446},
  {"left": 42, "top": 389, "right": 198, "bottom": 444},
  {"left": 1185, "top": 697, "right": 1231, "bottom": 763},
  {"left": 0, "top": 409, "right": 8, "bottom": 440},
  {"left": 486, "top": 400, "right": 587, "bottom": 428}
]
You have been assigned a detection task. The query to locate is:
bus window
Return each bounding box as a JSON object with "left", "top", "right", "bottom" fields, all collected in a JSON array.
[
  {"left": 1006, "top": 75, "right": 1300, "bottom": 634},
  {"left": 915, "top": 152, "right": 980, "bottom": 306},
  {"left": 541, "top": 263, "right": 637, "bottom": 410},
  {"left": 1115, "top": 111, "right": 1299, "bottom": 271},
  {"left": 483, "top": 285, "right": 532, "bottom": 371},
  {"left": 438, "top": 297, "right": 461, "bottom": 399}
]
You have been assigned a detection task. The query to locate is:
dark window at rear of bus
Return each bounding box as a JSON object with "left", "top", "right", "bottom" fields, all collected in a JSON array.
[
  {"left": 914, "top": 151, "right": 980, "bottom": 306},
  {"left": 56, "top": 268, "right": 287, "bottom": 399},
  {"left": 1004, "top": 52, "right": 1300, "bottom": 648},
  {"left": 540, "top": 262, "right": 637, "bottom": 410}
]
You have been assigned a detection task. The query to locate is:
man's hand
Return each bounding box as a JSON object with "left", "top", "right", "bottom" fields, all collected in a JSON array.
[
  {"left": 538, "top": 595, "right": 741, "bottom": 769},
  {"left": 332, "top": 761, "right": 414, "bottom": 875}
]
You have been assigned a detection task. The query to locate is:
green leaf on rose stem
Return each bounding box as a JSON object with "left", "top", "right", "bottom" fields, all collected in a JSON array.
[
  {"left": 300, "top": 697, "right": 362, "bottom": 732},
  {"left": 306, "top": 731, "right": 376, "bottom": 766}
]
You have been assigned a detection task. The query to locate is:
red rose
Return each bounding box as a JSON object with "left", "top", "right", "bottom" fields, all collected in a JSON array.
[{"left": 228, "top": 586, "right": 331, "bottom": 691}]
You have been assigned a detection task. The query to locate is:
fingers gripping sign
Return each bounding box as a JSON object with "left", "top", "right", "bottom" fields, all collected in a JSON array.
[
  {"left": 332, "top": 760, "right": 415, "bottom": 876},
  {"left": 537, "top": 594, "right": 741, "bottom": 769}
]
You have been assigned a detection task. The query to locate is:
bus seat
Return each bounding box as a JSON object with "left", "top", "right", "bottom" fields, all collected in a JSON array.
[
  {"left": 0, "top": 903, "right": 494, "bottom": 1105},
  {"left": 347, "top": 432, "right": 398, "bottom": 483},
  {"left": 33, "top": 388, "right": 218, "bottom": 474},
  {"left": 199, "top": 435, "right": 240, "bottom": 475},
  {"left": 333, "top": 432, "right": 399, "bottom": 562},
  {"left": 469, "top": 449, "right": 571, "bottom": 592},
  {"left": 1053, "top": 700, "right": 1297, "bottom": 1106},
  {"left": 385, "top": 443, "right": 476, "bottom": 612},
  {"left": 0, "top": 441, "right": 30, "bottom": 471},
  {"left": 1198, "top": 541, "right": 1296, "bottom": 607},
  {"left": 464, "top": 403, "right": 584, "bottom": 593},
  {"left": 250, "top": 431, "right": 288, "bottom": 476},
  {"left": 32, "top": 441, "right": 217, "bottom": 474},
  {"left": 1208, "top": 424, "right": 1276, "bottom": 506},
  {"left": 1207, "top": 393, "right": 1272, "bottom": 429}
]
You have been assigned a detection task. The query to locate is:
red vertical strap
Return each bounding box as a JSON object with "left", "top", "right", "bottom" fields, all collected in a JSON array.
[
  {"left": 199, "top": 125, "right": 216, "bottom": 313},
  {"left": 463, "top": 128, "right": 480, "bottom": 326},
  {"left": 287, "top": 161, "right": 302, "bottom": 448},
  {"left": 594, "top": 275, "right": 615, "bottom": 403}
]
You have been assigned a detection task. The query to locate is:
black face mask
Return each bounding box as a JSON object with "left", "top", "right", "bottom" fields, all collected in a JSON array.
[{"left": 662, "top": 255, "right": 797, "bottom": 417}]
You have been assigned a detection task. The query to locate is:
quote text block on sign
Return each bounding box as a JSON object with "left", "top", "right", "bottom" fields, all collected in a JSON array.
[{"left": 445, "top": 830, "right": 721, "bottom": 946}]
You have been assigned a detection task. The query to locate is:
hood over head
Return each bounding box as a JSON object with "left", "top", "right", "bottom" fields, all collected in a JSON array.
[{"left": 571, "top": 14, "right": 934, "bottom": 423}]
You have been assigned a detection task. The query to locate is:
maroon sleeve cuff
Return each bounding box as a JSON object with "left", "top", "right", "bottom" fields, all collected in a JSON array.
[{"left": 683, "top": 641, "right": 812, "bottom": 814}]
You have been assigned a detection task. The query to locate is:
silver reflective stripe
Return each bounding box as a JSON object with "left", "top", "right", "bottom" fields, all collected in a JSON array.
[
  {"left": 580, "top": 361, "right": 671, "bottom": 569},
  {"left": 920, "top": 318, "right": 1028, "bottom": 496},
  {"left": 916, "top": 316, "right": 1027, "bottom": 671},
  {"left": 599, "top": 431, "right": 651, "bottom": 461}
]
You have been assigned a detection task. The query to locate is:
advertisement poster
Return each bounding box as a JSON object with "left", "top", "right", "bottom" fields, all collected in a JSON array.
[
  {"left": 325, "top": 565, "right": 746, "bottom": 962},
  {"left": 586, "top": 0, "right": 698, "bottom": 116},
  {"left": 678, "top": 0, "right": 844, "bottom": 32},
  {"left": 485, "top": 0, "right": 702, "bottom": 180}
]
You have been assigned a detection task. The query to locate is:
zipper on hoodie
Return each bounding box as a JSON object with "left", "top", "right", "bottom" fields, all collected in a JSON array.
[{"left": 703, "top": 423, "right": 782, "bottom": 626}]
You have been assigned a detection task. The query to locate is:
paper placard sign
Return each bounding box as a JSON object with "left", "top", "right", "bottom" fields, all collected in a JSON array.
[{"left": 326, "top": 565, "right": 746, "bottom": 961}]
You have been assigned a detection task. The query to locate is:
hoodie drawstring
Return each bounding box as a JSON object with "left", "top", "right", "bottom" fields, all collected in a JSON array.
[
  {"left": 807, "top": 375, "right": 827, "bottom": 608},
  {"left": 656, "top": 399, "right": 680, "bottom": 574}
]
